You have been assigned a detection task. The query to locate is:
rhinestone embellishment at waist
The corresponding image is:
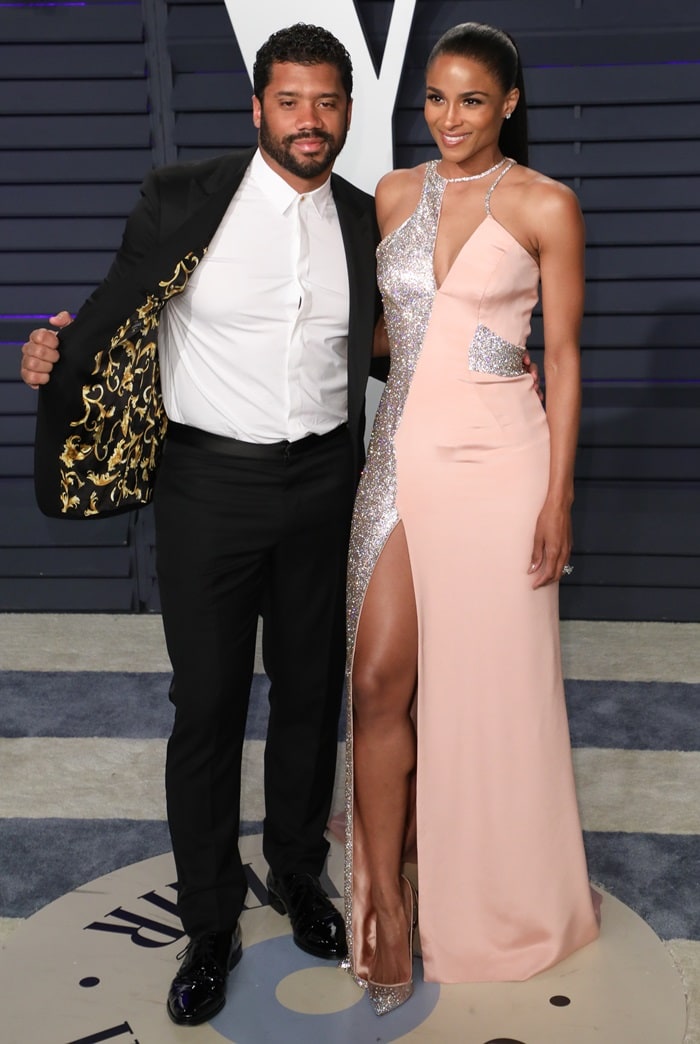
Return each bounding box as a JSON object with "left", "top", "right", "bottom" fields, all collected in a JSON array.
[{"left": 469, "top": 323, "right": 526, "bottom": 377}]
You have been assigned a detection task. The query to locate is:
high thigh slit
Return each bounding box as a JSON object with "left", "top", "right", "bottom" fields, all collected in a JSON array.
[
  {"left": 348, "top": 521, "right": 418, "bottom": 986},
  {"left": 344, "top": 160, "right": 600, "bottom": 986}
]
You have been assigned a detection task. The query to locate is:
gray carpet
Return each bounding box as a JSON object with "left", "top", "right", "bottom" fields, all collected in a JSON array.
[
  {"left": 5, "top": 670, "right": 700, "bottom": 748},
  {"left": 1, "top": 669, "right": 699, "bottom": 945}
]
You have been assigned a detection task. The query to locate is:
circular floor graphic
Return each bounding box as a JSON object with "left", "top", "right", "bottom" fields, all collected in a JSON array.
[{"left": 0, "top": 835, "right": 687, "bottom": 1043}]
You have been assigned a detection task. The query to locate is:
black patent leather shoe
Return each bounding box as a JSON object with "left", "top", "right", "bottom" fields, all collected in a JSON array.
[
  {"left": 166, "top": 926, "right": 242, "bottom": 1026},
  {"left": 266, "top": 870, "right": 347, "bottom": 960}
]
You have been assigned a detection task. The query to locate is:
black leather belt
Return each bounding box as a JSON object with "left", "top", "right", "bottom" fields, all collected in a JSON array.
[{"left": 166, "top": 421, "right": 348, "bottom": 459}]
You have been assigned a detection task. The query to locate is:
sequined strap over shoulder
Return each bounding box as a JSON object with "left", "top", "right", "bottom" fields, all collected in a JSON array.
[
  {"left": 485, "top": 159, "right": 516, "bottom": 215},
  {"left": 425, "top": 160, "right": 444, "bottom": 191},
  {"left": 378, "top": 163, "right": 443, "bottom": 253},
  {"left": 420, "top": 161, "right": 445, "bottom": 205}
]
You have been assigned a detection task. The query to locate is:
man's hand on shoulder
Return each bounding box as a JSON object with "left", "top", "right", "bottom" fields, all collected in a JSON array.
[{"left": 20, "top": 311, "right": 72, "bottom": 389}]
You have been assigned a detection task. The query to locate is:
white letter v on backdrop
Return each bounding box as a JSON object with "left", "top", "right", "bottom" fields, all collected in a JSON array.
[{"left": 223, "top": 0, "right": 417, "bottom": 194}]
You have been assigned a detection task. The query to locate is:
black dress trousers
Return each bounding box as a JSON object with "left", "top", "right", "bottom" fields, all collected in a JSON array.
[{"left": 153, "top": 426, "right": 355, "bottom": 937}]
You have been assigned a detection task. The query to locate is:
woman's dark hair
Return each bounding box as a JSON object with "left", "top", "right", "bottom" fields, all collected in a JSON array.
[
  {"left": 427, "top": 22, "right": 528, "bottom": 166},
  {"left": 253, "top": 23, "right": 353, "bottom": 102}
]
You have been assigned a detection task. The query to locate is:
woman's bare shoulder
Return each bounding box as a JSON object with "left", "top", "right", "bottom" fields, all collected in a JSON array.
[
  {"left": 506, "top": 166, "right": 585, "bottom": 259},
  {"left": 513, "top": 165, "right": 582, "bottom": 218},
  {"left": 376, "top": 164, "right": 427, "bottom": 202},
  {"left": 375, "top": 164, "right": 428, "bottom": 233}
]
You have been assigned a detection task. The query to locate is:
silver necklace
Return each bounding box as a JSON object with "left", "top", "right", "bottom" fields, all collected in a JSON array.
[{"left": 437, "top": 155, "right": 509, "bottom": 183}]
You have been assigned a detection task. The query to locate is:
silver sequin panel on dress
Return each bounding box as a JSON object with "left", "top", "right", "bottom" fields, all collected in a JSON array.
[
  {"left": 343, "top": 161, "right": 451, "bottom": 980},
  {"left": 469, "top": 323, "right": 526, "bottom": 376}
]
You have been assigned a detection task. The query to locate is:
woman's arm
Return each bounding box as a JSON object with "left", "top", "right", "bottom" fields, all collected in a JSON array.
[{"left": 528, "top": 182, "right": 585, "bottom": 588}]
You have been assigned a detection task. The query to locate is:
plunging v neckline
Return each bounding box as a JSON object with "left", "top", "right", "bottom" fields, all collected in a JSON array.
[
  {"left": 431, "top": 159, "right": 499, "bottom": 291},
  {"left": 430, "top": 159, "right": 532, "bottom": 291},
  {"left": 432, "top": 213, "right": 491, "bottom": 292}
]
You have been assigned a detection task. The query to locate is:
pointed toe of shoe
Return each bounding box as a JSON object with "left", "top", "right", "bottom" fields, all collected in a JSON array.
[{"left": 367, "top": 979, "right": 414, "bottom": 1016}]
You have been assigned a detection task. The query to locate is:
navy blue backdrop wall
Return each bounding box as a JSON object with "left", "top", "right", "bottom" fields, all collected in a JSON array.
[{"left": 0, "top": 0, "right": 698, "bottom": 619}]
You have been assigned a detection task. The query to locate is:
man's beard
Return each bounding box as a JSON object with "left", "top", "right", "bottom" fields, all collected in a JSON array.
[{"left": 259, "top": 113, "right": 347, "bottom": 180}]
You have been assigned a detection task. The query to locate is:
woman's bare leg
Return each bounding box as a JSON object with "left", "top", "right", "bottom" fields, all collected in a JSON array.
[{"left": 352, "top": 522, "right": 418, "bottom": 985}]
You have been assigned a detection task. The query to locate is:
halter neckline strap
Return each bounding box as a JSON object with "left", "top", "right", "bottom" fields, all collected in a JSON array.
[{"left": 435, "top": 156, "right": 513, "bottom": 183}]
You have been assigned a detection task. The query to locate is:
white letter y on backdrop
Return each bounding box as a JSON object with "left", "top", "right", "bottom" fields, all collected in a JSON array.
[{"left": 223, "top": 0, "right": 417, "bottom": 194}]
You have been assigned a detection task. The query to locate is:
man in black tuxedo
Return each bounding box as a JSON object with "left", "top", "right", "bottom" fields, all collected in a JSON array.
[{"left": 21, "top": 24, "right": 382, "bottom": 1027}]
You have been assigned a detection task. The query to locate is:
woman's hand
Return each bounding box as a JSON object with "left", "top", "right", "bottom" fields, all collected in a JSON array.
[
  {"left": 522, "top": 351, "right": 543, "bottom": 402},
  {"left": 528, "top": 498, "right": 573, "bottom": 588}
]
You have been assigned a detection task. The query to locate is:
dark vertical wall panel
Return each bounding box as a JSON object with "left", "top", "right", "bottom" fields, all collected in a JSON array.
[
  {"left": 0, "top": 0, "right": 150, "bottom": 611},
  {"left": 0, "top": 0, "right": 698, "bottom": 618}
]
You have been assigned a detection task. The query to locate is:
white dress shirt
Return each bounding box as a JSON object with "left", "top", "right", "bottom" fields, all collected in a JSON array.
[{"left": 158, "top": 149, "right": 350, "bottom": 442}]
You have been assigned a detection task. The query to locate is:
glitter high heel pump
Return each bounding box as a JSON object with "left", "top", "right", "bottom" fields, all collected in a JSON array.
[{"left": 367, "top": 875, "right": 417, "bottom": 1016}]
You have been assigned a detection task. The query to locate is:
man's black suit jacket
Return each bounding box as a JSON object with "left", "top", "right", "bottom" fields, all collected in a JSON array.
[{"left": 34, "top": 148, "right": 381, "bottom": 518}]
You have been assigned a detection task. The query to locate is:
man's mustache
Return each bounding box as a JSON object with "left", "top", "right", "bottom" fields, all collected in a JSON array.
[{"left": 284, "top": 131, "right": 333, "bottom": 146}]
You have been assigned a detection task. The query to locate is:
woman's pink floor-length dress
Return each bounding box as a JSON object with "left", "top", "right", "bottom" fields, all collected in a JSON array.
[{"left": 344, "top": 160, "right": 600, "bottom": 985}]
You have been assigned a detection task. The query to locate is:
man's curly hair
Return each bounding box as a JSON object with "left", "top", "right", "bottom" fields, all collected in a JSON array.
[{"left": 253, "top": 23, "right": 353, "bottom": 101}]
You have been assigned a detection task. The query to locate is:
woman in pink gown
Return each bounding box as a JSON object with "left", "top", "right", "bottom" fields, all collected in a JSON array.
[{"left": 344, "top": 22, "right": 600, "bottom": 1015}]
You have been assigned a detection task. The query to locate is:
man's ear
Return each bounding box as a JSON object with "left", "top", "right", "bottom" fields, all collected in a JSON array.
[{"left": 252, "top": 93, "right": 262, "bottom": 130}]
